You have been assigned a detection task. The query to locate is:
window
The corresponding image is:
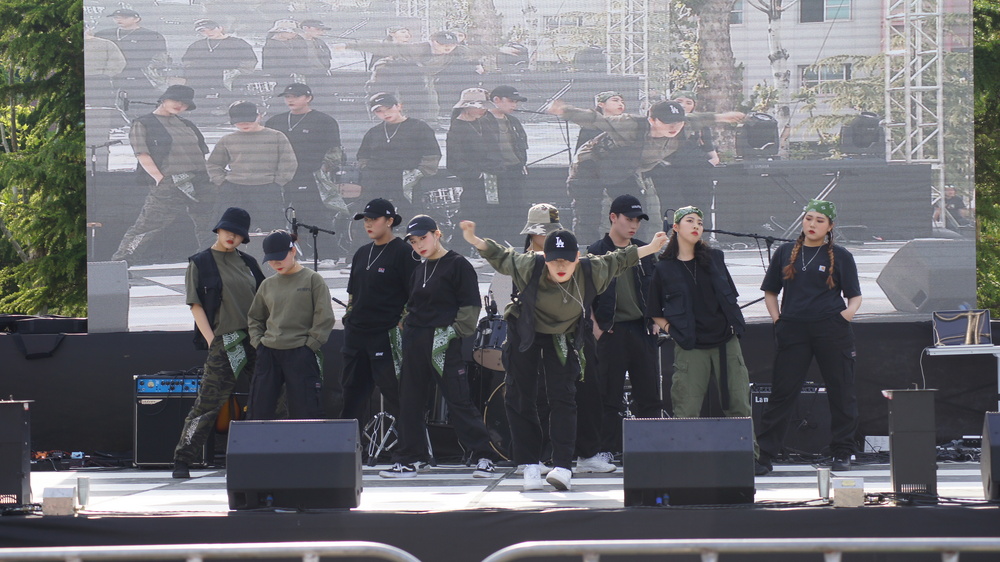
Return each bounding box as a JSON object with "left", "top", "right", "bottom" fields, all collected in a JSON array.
[
  {"left": 800, "top": 0, "right": 851, "bottom": 23},
  {"left": 801, "top": 63, "right": 852, "bottom": 90},
  {"left": 730, "top": 0, "right": 745, "bottom": 25},
  {"left": 544, "top": 15, "right": 585, "bottom": 30}
]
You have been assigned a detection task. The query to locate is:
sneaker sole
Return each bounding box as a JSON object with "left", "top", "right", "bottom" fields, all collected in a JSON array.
[
  {"left": 546, "top": 476, "right": 571, "bottom": 491},
  {"left": 472, "top": 471, "right": 495, "bottom": 478},
  {"left": 574, "top": 465, "right": 616, "bottom": 473},
  {"left": 378, "top": 472, "right": 417, "bottom": 478},
  {"left": 522, "top": 482, "right": 544, "bottom": 492}
]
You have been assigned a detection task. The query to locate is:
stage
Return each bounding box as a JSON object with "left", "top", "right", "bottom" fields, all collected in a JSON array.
[{"left": 1, "top": 460, "right": 998, "bottom": 561}]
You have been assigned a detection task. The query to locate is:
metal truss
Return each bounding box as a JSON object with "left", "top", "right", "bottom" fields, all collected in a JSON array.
[
  {"left": 396, "top": 0, "right": 430, "bottom": 39},
  {"left": 607, "top": 0, "right": 649, "bottom": 77}
]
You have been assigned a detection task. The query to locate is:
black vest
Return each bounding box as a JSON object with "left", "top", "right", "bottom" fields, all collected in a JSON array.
[
  {"left": 133, "top": 113, "right": 209, "bottom": 185},
  {"left": 189, "top": 248, "right": 265, "bottom": 350},
  {"left": 513, "top": 255, "right": 597, "bottom": 352}
]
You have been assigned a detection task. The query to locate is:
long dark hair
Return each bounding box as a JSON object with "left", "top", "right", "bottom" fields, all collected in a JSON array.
[
  {"left": 782, "top": 231, "right": 837, "bottom": 290},
  {"left": 660, "top": 230, "right": 712, "bottom": 265}
]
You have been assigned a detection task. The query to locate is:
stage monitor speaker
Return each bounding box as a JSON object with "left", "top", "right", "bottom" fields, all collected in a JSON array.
[
  {"left": 736, "top": 112, "right": 779, "bottom": 159},
  {"left": 751, "top": 383, "right": 832, "bottom": 455},
  {"left": 982, "top": 413, "right": 1000, "bottom": 500},
  {"left": 622, "top": 417, "right": 755, "bottom": 506},
  {"left": 839, "top": 112, "right": 885, "bottom": 158},
  {"left": 87, "top": 260, "right": 130, "bottom": 333},
  {"left": 134, "top": 374, "right": 210, "bottom": 466},
  {"left": 0, "top": 401, "right": 32, "bottom": 508},
  {"left": 876, "top": 239, "right": 976, "bottom": 313},
  {"left": 226, "top": 419, "right": 362, "bottom": 510}
]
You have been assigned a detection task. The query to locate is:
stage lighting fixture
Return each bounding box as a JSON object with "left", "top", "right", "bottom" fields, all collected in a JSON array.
[{"left": 736, "top": 112, "right": 779, "bottom": 159}]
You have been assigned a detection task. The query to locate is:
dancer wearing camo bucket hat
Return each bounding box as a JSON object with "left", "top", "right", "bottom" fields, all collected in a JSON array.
[{"left": 754, "top": 199, "right": 863, "bottom": 476}]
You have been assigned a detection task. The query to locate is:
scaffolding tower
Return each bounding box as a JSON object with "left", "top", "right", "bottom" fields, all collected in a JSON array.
[
  {"left": 396, "top": 0, "right": 430, "bottom": 40},
  {"left": 607, "top": 0, "right": 649, "bottom": 107}
]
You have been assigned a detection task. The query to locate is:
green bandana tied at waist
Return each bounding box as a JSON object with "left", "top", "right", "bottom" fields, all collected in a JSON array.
[
  {"left": 552, "top": 333, "right": 586, "bottom": 378},
  {"left": 431, "top": 326, "right": 459, "bottom": 376},
  {"left": 222, "top": 330, "right": 249, "bottom": 379},
  {"left": 390, "top": 325, "right": 403, "bottom": 379}
]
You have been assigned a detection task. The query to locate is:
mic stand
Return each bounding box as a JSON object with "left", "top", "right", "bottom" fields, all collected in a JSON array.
[
  {"left": 86, "top": 140, "right": 122, "bottom": 177},
  {"left": 295, "top": 219, "right": 348, "bottom": 308},
  {"left": 704, "top": 228, "right": 796, "bottom": 309}
]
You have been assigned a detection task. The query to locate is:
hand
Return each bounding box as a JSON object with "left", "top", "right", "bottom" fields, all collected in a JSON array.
[
  {"left": 152, "top": 173, "right": 165, "bottom": 185},
  {"left": 840, "top": 310, "right": 854, "bottom": 322},
  {"left": 545, "top": 99, "right": 566, "bottom": 116},
  {"left": 592, "top": 322, "right": 604, "bottom": 341},
  {"left": 459, "top": 220, "right": 485, "bottom": 249},
  {"left": 650, "top": 231, "right": 668, "bottom": 250}
]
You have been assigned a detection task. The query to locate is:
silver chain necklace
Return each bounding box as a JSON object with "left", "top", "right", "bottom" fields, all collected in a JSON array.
[
  {"left": 555, "top": 276, "right": 584, "bottom": 309},
  {"left": 682, "top": 259, "right": 697, "bottom": 283},
  {"left": 384, "top": 122, "right": 401, "bottom": 143},
  {"left": 800, "top": 245, "right": 823, "bottom": 272},
  {"left": 287, "top": 111, "right": 309, "bottom": 132},
  {"left": 366, "top": 242, "right": 388, "bottom": 271},
  {"left": 422, "top": 257, "right": 441, "bottom": 288}
]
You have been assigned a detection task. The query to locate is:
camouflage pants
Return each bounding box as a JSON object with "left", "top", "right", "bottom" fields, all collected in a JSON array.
[
  {"left": 173, "top": 336, "right": 255, "bottom": 465},
  {"left": 113, "top": 175, "right": 218, "bottom": 263}
]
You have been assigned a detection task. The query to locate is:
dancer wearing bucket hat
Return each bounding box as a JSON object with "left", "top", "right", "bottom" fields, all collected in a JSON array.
[{"left": 446, "top": 88, "right": 505, "bottom": 239}]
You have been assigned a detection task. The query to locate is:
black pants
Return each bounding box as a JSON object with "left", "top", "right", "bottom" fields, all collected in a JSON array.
[
  {"left": 392, "top": 325, "right": 493, "bottom": 464},
  {"left": 503, "top": 322, "right": 580, "bottom": 470},
  {"left": 215, "top": 181, "right": 286, "bottom": 232},
  {"left": 497, "top": 168, "right": 528, "bottom": 214},
  {"left": 598, "top": 319, "right": 662, "bottom": 452},
  {"left": 360, "top": 168, "right": 414, "bottom": 224},
  {"left": 756, "top": 316, "right": 859, "bottom": 461},
  {"left": 247, "top": 346, "right": 324, "bottom": 420},
  {"left": 575, "top": 343, "right": 604, "bottom": 459},
  {"left": 340, "top": 326, "right": 400, "bottom": 424}
]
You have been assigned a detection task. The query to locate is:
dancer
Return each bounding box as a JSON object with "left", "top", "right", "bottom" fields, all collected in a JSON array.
[
  {"left": 755, "top": 200, "right": 862, "bottom": 474},
  {"left": 461, "top": 221, "right": 667, "bottom": 492}
]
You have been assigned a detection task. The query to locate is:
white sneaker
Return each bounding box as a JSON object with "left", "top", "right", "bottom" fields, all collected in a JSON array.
[
  {"left": 546, "top": 466, "right": 572, "bottom": 491},
  {"left": 472, "top": 458, "right": 495, "bottom": 478},
  {"left": 379, "top": 462, "right": 417, "bottom": 478},
  {"left": 522, "top": 463, "right": 544, "bottom": 491},
  {"left": 575, "top": 453, "right": 616, "bottom": 473},
  {"left": 516, "top": 463, "right": 552, "bottom": 475}
]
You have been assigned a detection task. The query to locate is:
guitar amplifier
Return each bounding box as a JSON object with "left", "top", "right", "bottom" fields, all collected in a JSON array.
[
  {"left": 133, "top": 374, "right": 210, "bottom": 467},
  {"left": 751, "top": 383, "right": 833, "bottom": 455}
]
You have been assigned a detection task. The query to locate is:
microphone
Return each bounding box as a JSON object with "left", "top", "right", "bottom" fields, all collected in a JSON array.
[{"left": 288, "top": 207, "right": 298, "bottom": 236}]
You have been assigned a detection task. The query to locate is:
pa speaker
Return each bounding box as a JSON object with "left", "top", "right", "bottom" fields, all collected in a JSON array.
[
  {"left": 0, "top": 401, "right": 32, "bottom": 507},
  {"left": 622, "top": 417, "right": 755, "bottom": 506},
  {"left": 839, "top": 112, "right": 885, "bottom": 158},
  {"left": 982, "top": 413, "right": 1000, "bottom": 500},
  {"left": 876, "top": 239, "right": 976, "bottom": 313},
  {"left": 751, "top": 383, "right": 832, "bottom": 455},
  {"left": 736, "top": 113, "right": 779, "bottom": 159},
  {"left": 226, "top": 419, "right": 362, "bottom": 510}
]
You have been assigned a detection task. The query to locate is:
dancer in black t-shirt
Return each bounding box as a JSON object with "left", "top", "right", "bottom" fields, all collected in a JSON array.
[{"left": 755, "top": 199, "right": 863, "bottom": 475}]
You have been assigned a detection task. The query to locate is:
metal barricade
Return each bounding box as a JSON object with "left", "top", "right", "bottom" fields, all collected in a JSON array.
[
  {"left": 481, "top": 537, "right": 1000, "bottom": 562},
  {"left": 0, "top": 541, "right": 421, "bottom": 562}
]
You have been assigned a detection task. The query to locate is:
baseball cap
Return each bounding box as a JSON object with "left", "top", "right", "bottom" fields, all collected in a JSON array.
[
  {"left": 543, "top": 230, "right": 579, "bottom": 263},
  {"left": 194, "top": 19, "right": 221, "bottom": 31},
  {"left": 610, "top": 194, "right": 649, "bottom": 221},
  {"left": 490, "top": 85, "right": 527, "bottom": 102},
  {"left": 353, "top": 198, "right": 402, "bottom": 226},
  {"left": 228, "top": 101, "right": 259, "bottom": 125},
  {"left": 212, "top": 207, "right": 251, "bottom": 243},
  {"left": 277, "top": 83, "right": 312, "bottom": 97},
  {"left": 368, "top": 92, "right": 399, "bottom": 111},
  {"left": 107, "top": 9, "right": 140, "bottom": 18},
  {"left": 649, "top": 100, "right": 686, "bottom": 124},
  {"left": 430, "top": 31, "right": 460, "bottom": 45},
  {"left": 405, "top": 215, "right": 438, "bottom": 239},
  {"left": 261, "top": 230, "right": 295, "bottom": 262},
  {"left": 300, "top": 19, "right": 331, "bottom": 30},
  {"left": 520, "top": 203, "right": 563, "bottom": 235}
]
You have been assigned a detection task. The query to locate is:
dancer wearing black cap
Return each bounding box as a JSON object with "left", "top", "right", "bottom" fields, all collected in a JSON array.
[
  {"left": 379, "top": 215, "right": 497, "bottom": 479},
  {"left": 484, "top": 85, "right": 530, "bottom": 212},
  {"left": 357, "top": 93, "right": 440, "bottom": 222},
  {"left": 172, "top": 207, "right": 265, "bottom": 479},
  {"left": 95, "top": 9, "right": 166, "bottom": 102},
  {"left": 461, "top": 221, "right": 667, "bottom": 492},
  {"left": 246, "top": 231, "right": 336, "bottom": 420},
  {"left": 113, "top": 85, "right": 217, "bottom": 264},
  {"left": 339, "top": 199, "right": 418, "bottom": 429}
]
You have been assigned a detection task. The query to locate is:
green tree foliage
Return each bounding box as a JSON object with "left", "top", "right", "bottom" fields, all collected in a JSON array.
[
  {"left": 975, "top": 0, "right": 1000, "bottom": 313},
  {"left": 0, "top": 0, "right": 86, "bottom": 316}
]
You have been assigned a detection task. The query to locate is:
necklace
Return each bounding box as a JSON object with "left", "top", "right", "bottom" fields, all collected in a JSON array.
[
  {"left": 287, "top": 111, "right": 309, "bottom": 132},
  {"left": 422, "top": 257, "right": 441, "bottom": 288},
  {"left": 800, "top": 245, "right": 823, "bottom": 272},
  {"left": 682, "top": 259, "right": 697, "bottom": 283},
  {"left": 555, "top": 276, "right": 584, "bottom": 309},
  {"left": 116, "top": 28, "right": 138, "bottom": 41},
  {"left": 207, "top": 38, "right": 223, "bottom": 52},
  {"left": 366, "top": 242, "right": 388, "bottom": 271},
  {"left": 384, "top": 122, "right": 401, "bottom": 143}
]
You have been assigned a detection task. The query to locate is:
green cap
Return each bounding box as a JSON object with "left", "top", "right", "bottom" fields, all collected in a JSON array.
[
  {"left": 805, "top": 199, "right": 837, "bottom": 221},
  {"left": 673, "top": 206, "right": 704, "bottom": 224},
  {"left": 672, "top": 90, "right": 697, "bottom": 102}
]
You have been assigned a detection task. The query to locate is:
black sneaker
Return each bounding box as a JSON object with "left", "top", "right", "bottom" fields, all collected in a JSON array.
[
  {"left": 172, "top": 461, "right": 191, "bottom": 479},
  {"left": 831, "top": 454, "right": 851, "bottom": 472},
  {"left": 754, "top": 460, "right": 771, "bottom": 476},
  {"left": 379, "top": 462, "right": 417, "bottom": 478}
]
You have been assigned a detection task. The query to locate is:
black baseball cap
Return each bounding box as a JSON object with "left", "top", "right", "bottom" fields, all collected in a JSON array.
[
  {"left": 262, "top": 230, "right": 295, "bottom": 262},
  {"left": 277, "top": 83, "right": 312, "bottom": 97},
  {"left": 430, "top": 31, "right": 460, "bottom": 45},
  {"left": 228, "top": 101, "right": 259, "bottom": 124},
  {"left": 649, "top": 100, "right": 686, "bottom": 124},
  {"left": 490, "top": 85, "right": 527, "bottom": 102},
  {"left": 368, "top": 92, "right": 399, "bottom": 111},
  {"left": 108, "top": 8, "right": 140, "bottom": 18},
  {"left": 543, "top": 230, "right": 579, "bottom": 263},
  {"left": 354, "top": 198, "right": 402, "bottom": 226},
  {"left": 405, "top": 215, "right": 438, "bottom": 239},
  {"left": 300, "top": 19, "right": 331, "bottom": 30},
  {"left": 194, "top": 19, "right": 221, "bottom": 31},
  {"left": 610, "top": 194, "right": 649, "bottom": 221}
]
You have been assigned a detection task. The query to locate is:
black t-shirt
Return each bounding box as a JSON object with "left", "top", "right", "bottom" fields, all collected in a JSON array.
[
  {"left": 760, "top": 242, "right": 862, "bottom": 321},
  {"left": 679, "top": 259, "right": 731, "bottom": 348},
  {"left": 357, "top": 118, "right": 440, "bottom": 171},
  {"left": 404, "top": 250, "right": 480, "bottom": 328},
  {"left": 94, "top": 27, "right": 166, "bottom": 73},
  {"left": 265, "top": 110, "right": 341, "bottom": 178},
  {"left": 182, "top": 36, "right": 257, "bottom": 89},
  {"left": 346, "top": 237, "right": 418, "bottom": 332}
]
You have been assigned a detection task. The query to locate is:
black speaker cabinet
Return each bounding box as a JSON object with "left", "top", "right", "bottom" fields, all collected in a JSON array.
[
  {"left": 982, "top": 413, "right": 1000, "bottom": 500},
  {"left": 226, "top": 419, "right": 362, "bottom": 510},
  {"left": 736, "top": 112, "right": 779, "bottom": 159},
  {"left": 885, "top": 389, "right": 937, "bottom": 498},
  {"left": 751, "top": 383, "right": 832, "bottom": 455},
  {"left": 134, "top": 375, "right": 209, "bottom": 466},
  {"left": 622, "top": 417, "right": 755, "bottom": 506},
  {"left": 839, "top": 112, "right": 885, "bottom": 158},
  {"left": 876, "top": 239, "right": 976, "bottom": 313},
  {"left": 0, "top": 401, "right": 32, "bottom": 508}
]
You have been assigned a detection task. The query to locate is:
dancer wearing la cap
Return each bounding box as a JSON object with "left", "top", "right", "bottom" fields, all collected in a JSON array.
[
  {"left": 647, "top": 206, "right": 758, "bottom": 466},
  {"left": 339, "top": 199, "right": 418, "bottom": 431},
  {"left": 246, "top": 230, "right": 335, "bottom": 420},
  {"left": 172, "top": 207, "right": 265, "bottom": 479},
  {"left": 586, "top": 194, "right": 663, "bottom": 471},
  {"left": 461, "top": 221, "right": 667, "bottom": 492},
  {"left": 755, "top": 199, "right": 862, "bottom": 475},
  {"left": 379, "top": 215, "right": 498, "bottom": 479}
]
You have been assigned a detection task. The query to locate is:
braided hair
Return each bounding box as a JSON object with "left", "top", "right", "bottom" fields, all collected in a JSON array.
[{"left": 782, "top": 231, "right": 837, "bottom": 290}]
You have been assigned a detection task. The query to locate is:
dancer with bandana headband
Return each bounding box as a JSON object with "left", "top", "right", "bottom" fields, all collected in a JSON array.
[{"left": 754, "top": 199, "right": 863, "bottom": 475}]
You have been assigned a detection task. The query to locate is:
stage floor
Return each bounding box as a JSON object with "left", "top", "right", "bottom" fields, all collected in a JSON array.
[{"left": 29, "top": 459, "right": 986, "bottom": 514}]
